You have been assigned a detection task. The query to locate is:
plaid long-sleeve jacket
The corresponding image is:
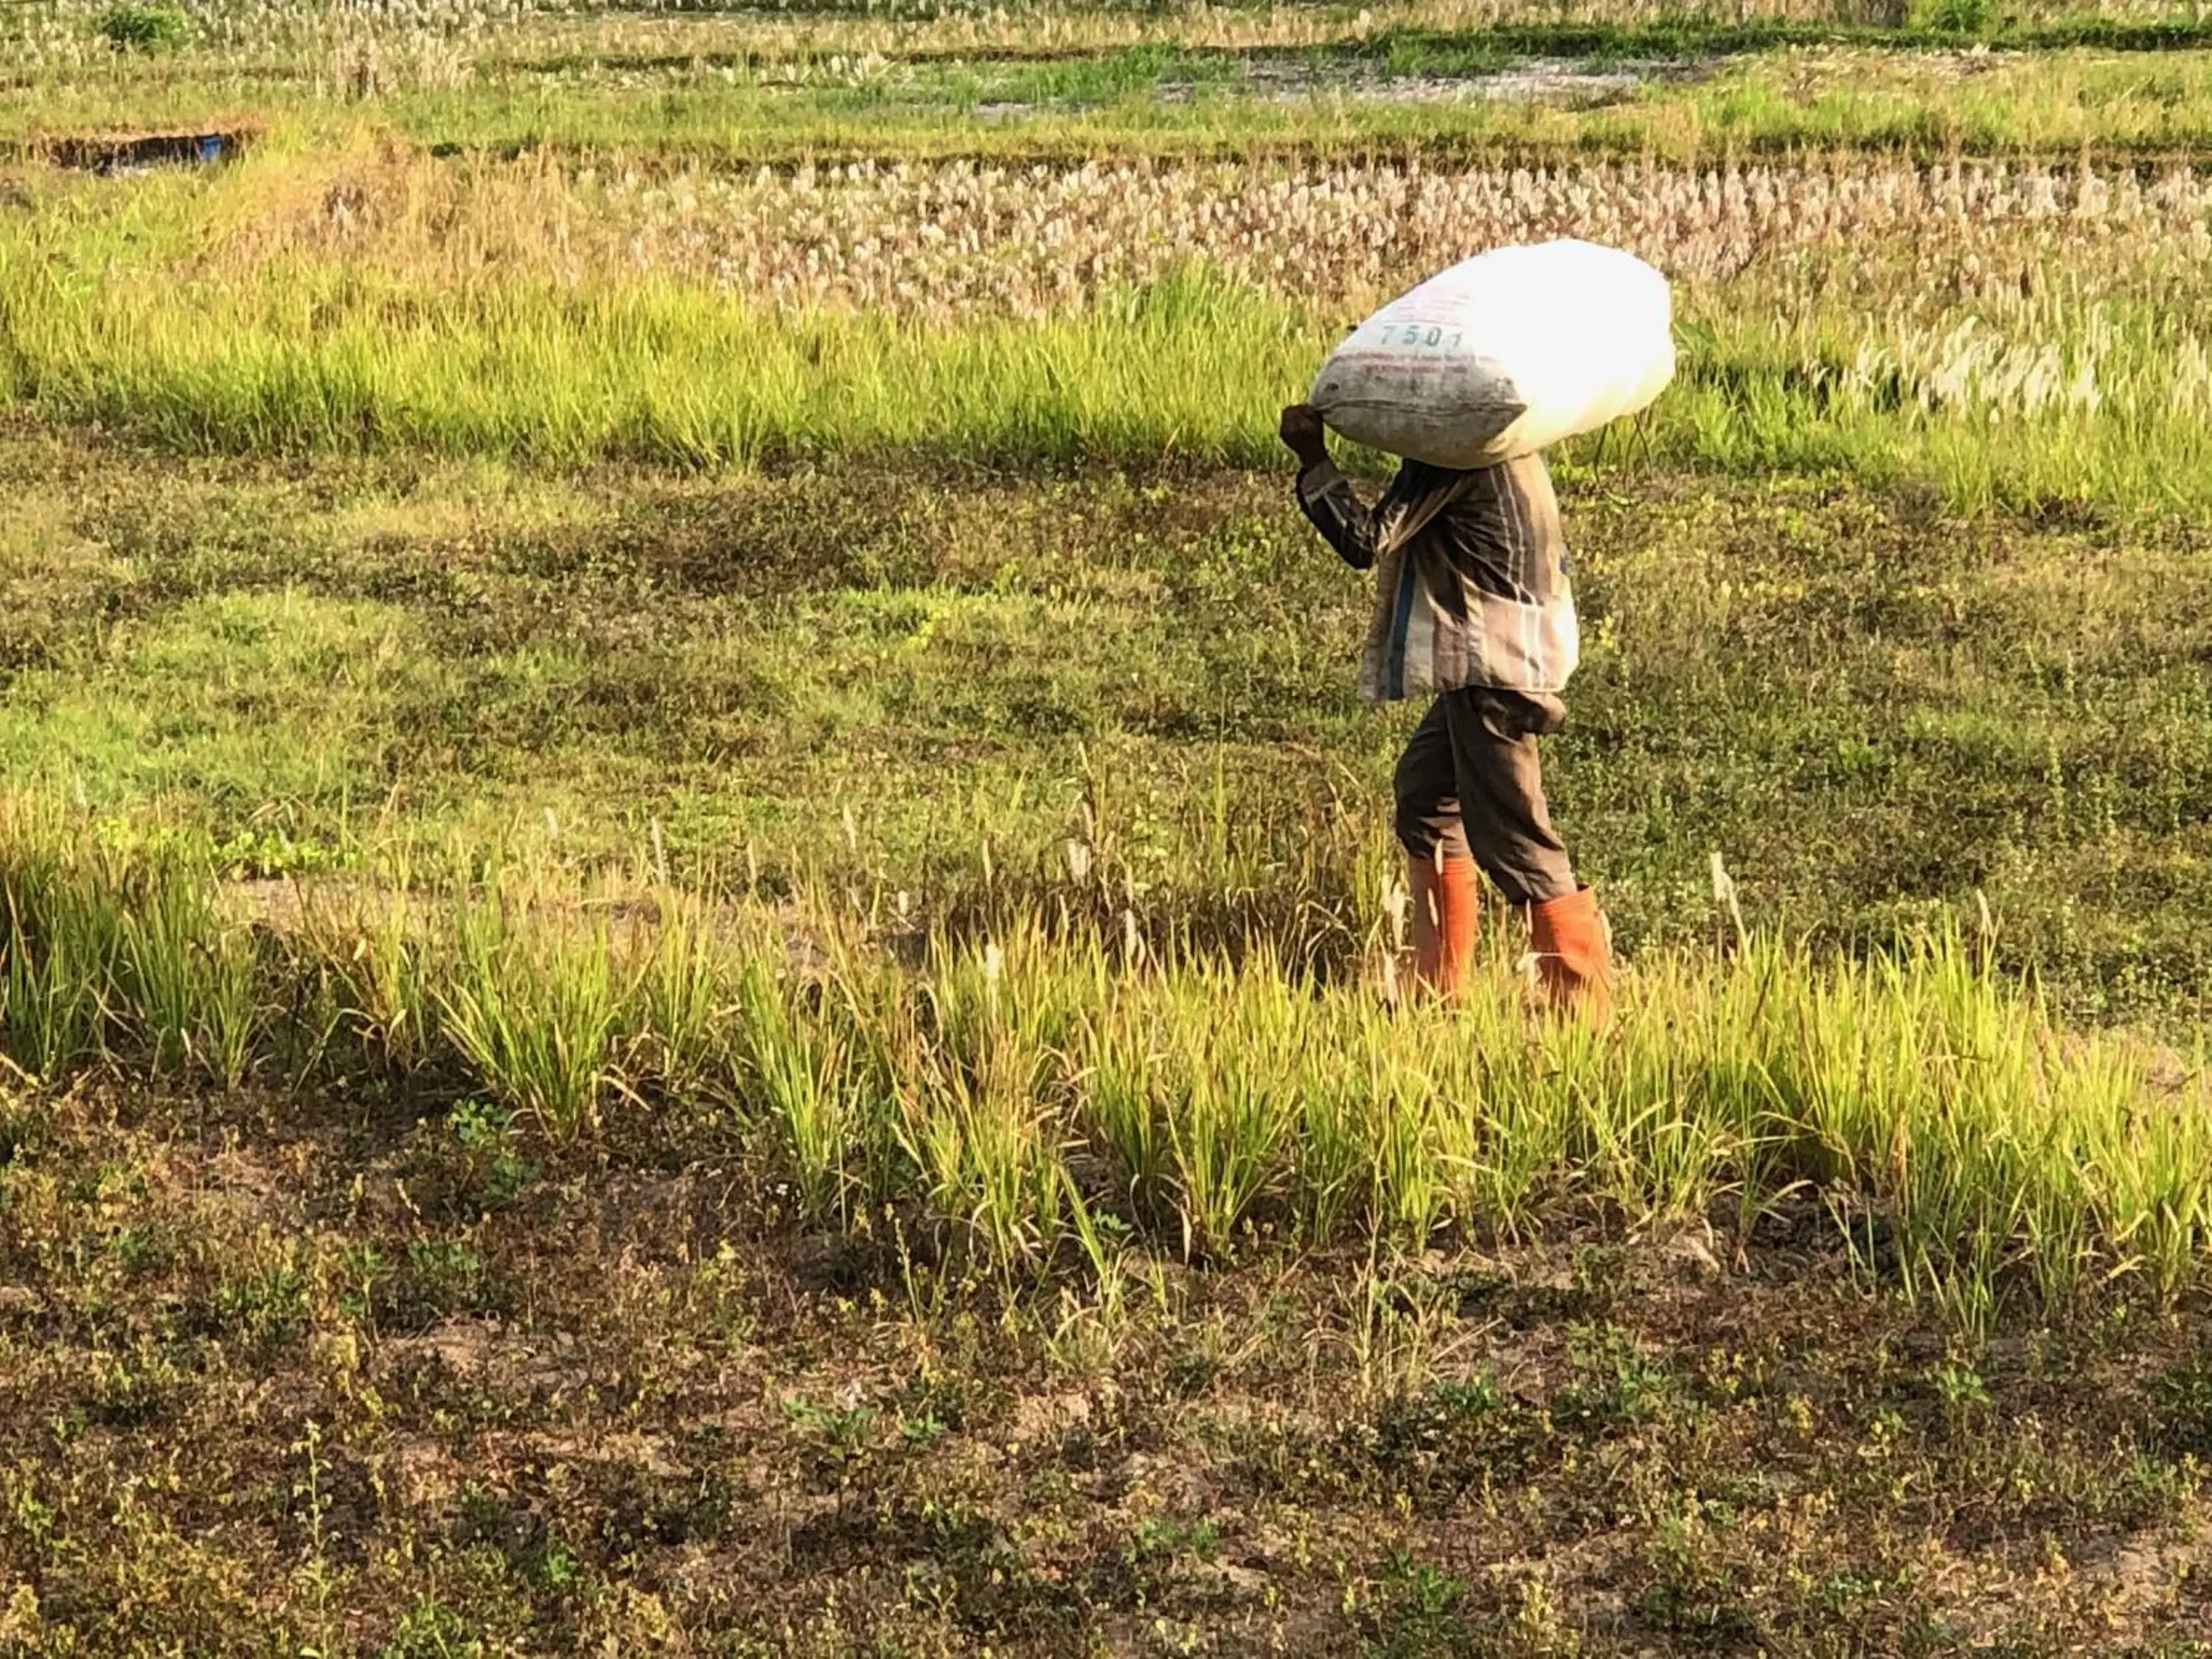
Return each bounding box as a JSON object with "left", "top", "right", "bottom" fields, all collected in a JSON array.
[{"left": 1297, "top": 452, "right": 1580, "bottom": 709}]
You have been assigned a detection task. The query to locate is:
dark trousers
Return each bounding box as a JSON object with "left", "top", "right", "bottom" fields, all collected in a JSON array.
[{"left": 1393, "top": 688, "right": 1578, "bottom": 908}]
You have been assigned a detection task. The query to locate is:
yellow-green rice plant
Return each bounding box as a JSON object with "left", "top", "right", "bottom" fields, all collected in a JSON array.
[
  {"left": 1132, "top": 954, "right": 1309, "bottom": 1260},
  {"left": 1461, "top": 1012, "right": 1578, "bottom": 1237},
  {"left": 437, "top": 893, "right": 639, "bottom": 1141},
  {"left": 2074, "top": 1042, "right": 2212, "bottom": 1303},
  {"left": 1357, "top": 1042, "right": 1469, "bottom": 1245},
  {"left": 1753, "top": 946, "right": 1908, "bottom": 1256},
  {"left": 0, "top": 829, "right": 260, "bottom": 1089},
  {"left": 1284, "top": 999, "right": 1387, "bottom": 1243},
  {"left": 636, "top": 887, "right": 728, "bottom": 1096},
  {"left": 1861, "top": 942, "right": 2061, "bottom": 1330},
  {"left": 891, "top": 932, "right": 1079, "bottom": 1267},
  {"left": 919, "top": 919, "right": 1092, "bottom": 1067},
  {"left": 729, "top": 957, "right": 878, "bottom": 1223},
  {"left": 1736, "top": 930, "right": 2113, "bottom": 1330},
  {"left": 1571, "top": 957, "right": 1754, "bottom": 1228},
  {"left": 1, "top": 855, "right": 122, "bottom": 1081},
  {"left": 262, "top": 863, "right": 448, "bottom": 1090},
  {"left": 24, "top": 149, "right": 2212, "bottom": 509},
  {"left": 1701, "top": 951, "right": 1854, "bottom": 1219},
  {"left": 0, "top": 783, "right": 2205, "bottom": 1322},
  {"left": 111, "top": 869, "right": 260, "bottom": 1090},
  {"left": 0, "top": 254, "right": 1312, "bottom": 468},
  {"left": 1300, "top": 992, "right": 1485, "bottom": 1245},
  {"left": 1077, "top": 991, "right": 1175, "bottom": 1228},
  {"left": 310, "top": 886, "right": 439, "bottom": 1080},
  {"left": 895, "top": 1017, "right": 1071, "bottom": 1267}
]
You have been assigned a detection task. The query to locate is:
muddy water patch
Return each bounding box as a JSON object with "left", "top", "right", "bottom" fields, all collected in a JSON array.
[
  {"left": 969, "top": 56, "right": 1708, "bottom": 116},
  {"left": 1238, "top": 55, "right": 1703, "bottom": 105}
]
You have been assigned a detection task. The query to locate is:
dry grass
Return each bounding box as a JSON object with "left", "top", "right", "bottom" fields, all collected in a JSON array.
[{"left": 224, "top": 147, "right": 2209, "bottom": 327}]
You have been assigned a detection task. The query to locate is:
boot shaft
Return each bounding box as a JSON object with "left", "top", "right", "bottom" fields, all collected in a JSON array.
[{"left": 1528, "top": 885, "right": 1612, "bottom": 1022}]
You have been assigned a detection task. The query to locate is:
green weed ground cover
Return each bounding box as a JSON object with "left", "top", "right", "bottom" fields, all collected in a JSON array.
[
  {"left": 12, "top": 1059, "right": 2212, "bottom": 1652},
  {"left": 0, "top": 439, "right": 2204, "bottom": 1026}
]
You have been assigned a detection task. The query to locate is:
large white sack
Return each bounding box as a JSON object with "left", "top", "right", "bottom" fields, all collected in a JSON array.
[{"left": 1308, "top": 240, "right": 1675, "bottom": 467}]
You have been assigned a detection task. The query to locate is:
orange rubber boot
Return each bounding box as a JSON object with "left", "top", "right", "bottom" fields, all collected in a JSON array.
[
  {"left": 1528, "top": 886, "right": 1613, "bottom": 1023},
  {"left": 1408, "top": 854, "right": 1481, "bottom": 999}
]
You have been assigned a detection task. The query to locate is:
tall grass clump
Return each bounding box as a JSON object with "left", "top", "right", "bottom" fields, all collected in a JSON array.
[
  {"left": 111, "top": 868, "right": 260, "bottom": 1088},
  {"left": 96, "top": 3, "right": 191, "bottom": 54},
  {"left": 3, "top": 849, "right": 124, "bottom": 1081},
  {"left": 436, "top": 892, "right": 637, "bottom": 1141},
  {"left": 636, "top": 886, "right": 726, "bottom": 1091},
  {"left": 0, "top": 255, "right": 1310, "bottom": 468},
  {"left": 728, "top": 954, "right": 885, "bottom": 1222},
  {"left": 886, "top": 931, "right": 1086, "bottom": 1265},
  {"left": 0, "top": 812, "right": 261, "bottom": 1087}
]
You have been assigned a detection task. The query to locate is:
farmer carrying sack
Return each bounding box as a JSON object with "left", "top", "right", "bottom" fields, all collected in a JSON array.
[{"left": 1309, "top": 240, "right": 1674, "bottom": 468}]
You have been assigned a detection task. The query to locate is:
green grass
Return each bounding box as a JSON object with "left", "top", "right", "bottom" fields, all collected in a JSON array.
[
  {"left": 0, "top": 265, "right": 1310, "bottom": 464},
  {"left": 0, "top": 249, "right": 1308, "bottom": 462},
  {"left": 6, "top": 234, "right": 2208, "bottom": 516}
]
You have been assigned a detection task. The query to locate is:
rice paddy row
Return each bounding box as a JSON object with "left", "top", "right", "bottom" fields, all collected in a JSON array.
[{"left": 0, "top": 806, "right": 2201, "bottom": 1341}]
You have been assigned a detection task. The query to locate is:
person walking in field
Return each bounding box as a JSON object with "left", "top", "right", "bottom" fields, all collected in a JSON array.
[{"left": 1279, "top": 401, "right": 1611, "bottom": 1018}]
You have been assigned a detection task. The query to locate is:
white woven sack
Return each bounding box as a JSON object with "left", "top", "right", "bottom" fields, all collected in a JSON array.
[{"left": 1308, "top": 239, "right": 1675, "bottom": 467}]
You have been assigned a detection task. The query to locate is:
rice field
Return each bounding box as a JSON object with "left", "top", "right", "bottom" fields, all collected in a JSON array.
[{"left": 6, "top": 2, "right": 2212, "bottom": 1652}]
